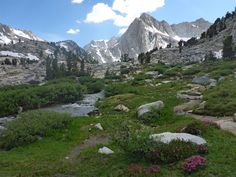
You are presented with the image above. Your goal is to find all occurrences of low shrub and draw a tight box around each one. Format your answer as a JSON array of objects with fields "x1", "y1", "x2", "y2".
[
  {"x1": 0, "y1": 111, "x2": 72, "y2": 150},
  {"x1": 180, "y1": 122, "x2": 206, "y2": 135},
  {"x1": 197, "y1": 144, "x2": 208, "y2": 154},
  {"x1": 147, "y1": 140, "x2": 197, "y2": 164},
  {"x1": 182, "y1": 155, "x2": 207, "y2": 173},
  {"x1": 127, "y1": 164, "x2": 160, "y2": 176}
]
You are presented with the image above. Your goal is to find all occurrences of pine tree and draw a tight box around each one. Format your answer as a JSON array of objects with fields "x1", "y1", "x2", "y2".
[
  {"x1": 223, "y1": 35, "x2": 234, "y2": 59},
  {"x1": 178, "y1": 40, "x2": 184, "y2": 53},
  {"x1": 52, "y1": 58, "x2": 59, "y2": 78},
  {"x1": 46, "y1": 56, "x2": 52, "y2": 79},
  {"x1": 59, "y1": 63, "x2": 66, "y2": 77}
]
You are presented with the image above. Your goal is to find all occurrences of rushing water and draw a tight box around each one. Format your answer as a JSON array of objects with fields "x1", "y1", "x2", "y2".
[{"x1": 41, "y1": 90, "x2": 105, "y2": 117}]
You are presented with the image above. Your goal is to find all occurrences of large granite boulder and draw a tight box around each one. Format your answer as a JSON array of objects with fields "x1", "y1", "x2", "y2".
[
  {"x1": 137, "y1": 101, "x2": 164, "y2": 118},
  {"x1": 150, "y1": 132, "x2": 207, "y2": 145}
]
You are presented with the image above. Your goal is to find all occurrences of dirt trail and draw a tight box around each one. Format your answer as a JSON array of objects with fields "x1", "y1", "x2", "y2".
[
  {"x1": 68, "y1": 135, "x2": 110, "y2": 163},
  {"x1": 174, "y1": 84, "x2": 236, "y2": 136}
]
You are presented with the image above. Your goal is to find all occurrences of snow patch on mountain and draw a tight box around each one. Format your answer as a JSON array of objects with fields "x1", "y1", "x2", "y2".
[{"x1": 0, "y1": 51, "x2": 39, "y2": 61}]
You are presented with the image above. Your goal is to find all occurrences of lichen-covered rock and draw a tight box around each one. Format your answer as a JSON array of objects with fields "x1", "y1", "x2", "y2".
[
  {"x1": 150, "y1": 132, "x2": 207, "y2": 145},
  {"x1": 137, "y1": 101, "x2": 164, "y2": 118}
]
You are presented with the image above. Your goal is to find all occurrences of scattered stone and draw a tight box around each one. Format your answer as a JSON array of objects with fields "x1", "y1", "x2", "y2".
[
  {"x1": 18, "y1": 106, "x2": 23, "y2": 114},
  {"x1": 65, "y1": 156, "x2": 70, "y2": 160},
  {"x1": 145, "y1": 79, "x2": 152, "y2": 83},
  {"x1": 209, "y1": 79, "x2": 217, "y2": 87},
  {"x1": 156, "y1": 83, "x2": 162, "y2": 87},
  {"x1": 114, "y1": 104, "x2": 130, "y2": 112},
  {"x1": 137, "y1": 101, "x2": 164, "y2": 118},
  {"x1": 88, "y1": 109, "x2": 101, "y2": 116},
  {"x1": 94, "y1": 123, "x2": 104, "y2": 131},
  {"x1": 233, "y1": 113, "x2": 236, "y2": 122},
  {"x1": 145, "y1": 71, "x2": 159, "y2": 78},
  {"x1": 177, "y1": 90, "x2": 203, "y2": 100},
  {"x1": 98, "y1": 147, "x2": 114, "y2": 154},
  {"x1": 150, "y1": 132, "x2": 207, "y2": 145},
  {"x1": 162, "y1": 80, "x2": 172, "y2": 84},
  {"x1": 199, "y1": 101, "x2": 206, "y2": 109},
  {"x1": 218, "y1": 76, "x2": 225, "y2": 82}
]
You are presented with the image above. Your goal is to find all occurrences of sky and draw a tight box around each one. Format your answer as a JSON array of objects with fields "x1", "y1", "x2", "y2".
[{"x1": 0, "y1": 0, "x2": 235, "y2": 47}]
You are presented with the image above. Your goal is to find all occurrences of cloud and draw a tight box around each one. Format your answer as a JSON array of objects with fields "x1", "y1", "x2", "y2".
[
  {"x1": 66, "y1": 28, "x2": 80, "y2": 34},
  {"x1": 72, "y1": 0, "x2": 84, "y2": 4},
  {"x1": 76, "y1": 20, "x2": 81, "y2": 24},
  {"x1": 85, "y1": 0, "x2": 165, "y2": 27},
  {"x1": 84, "y1": 3, "x2": 117, "y2": 23},
  {"x1": 118, "y1": 28, "x2": 127, "y2": 35}
]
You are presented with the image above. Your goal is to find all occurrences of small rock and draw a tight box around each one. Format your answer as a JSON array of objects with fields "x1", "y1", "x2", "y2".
[
  {"x1": 94, "y1": 123, "x2": 104, "y2": 130},
  {"x1": 114, "y1": 104, "x2": 130, "y2": 112},
  {"x1": 98, "y1": 147, "x2": 114, "y2": 154},
  {"x1": 233, "y1": 113, "x2": 236, "y2": 122},
  {"x1": 199, "y1": 101, "x2": 206, "y2": 109},
  {"x1": 150, "y1": 132, "x2": 206, "y2": 145},
  {"x1": 18, "y1": 106, "x2": 23, "y2": 114},
  {"x1": 145, "y1": 71, "x2": 159, "y2": 78},
  {"x1": 65, "y1": 156, "x2": 70, "y2": 160},
  {"x1": 162, "y1": 80, "x2": 172, "y2": 84},
  {"x1": 218, "y1": 76, "x2": 225, "y2": 82},
  {"x1": 137, "y1": 101, "x2": 164, "y2": 118},
  {"x1": 0, "y1": 125, "x2": 6, "y2": 131}
]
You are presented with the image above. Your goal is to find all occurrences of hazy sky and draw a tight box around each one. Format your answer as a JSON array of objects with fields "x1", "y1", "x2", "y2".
[{"x1": 0, "y1": 0, "x2": 235, "y2": 46}]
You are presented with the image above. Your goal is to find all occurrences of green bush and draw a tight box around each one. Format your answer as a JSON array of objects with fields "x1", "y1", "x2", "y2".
[
  {"x1": 138, "y1": 107, "x2": 161, "y2": 125},
  {"x1": 0, "y1": 80, "x2": 84, "y2": 117},
  {"x1": 183, "y1": 68, "x2": 201, "y2": 76},
  {"x1": 78, "y1": 76, "x2": 104, "y2": 93},
  {"x1": 116, "y1": 124, "x2": 198, "y2": 164},
  {"x1": 147, "y1": 64, "x2": 169, "y2": 74},
  {"x1": 0, "y1": 111, "x2": 72, "y2": 150},
  {"x1": 105, "y1": 83, "x2": 139, "y2": 97}
]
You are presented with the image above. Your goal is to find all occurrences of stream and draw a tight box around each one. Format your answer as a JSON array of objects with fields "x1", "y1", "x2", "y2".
[{"x1": 0, "y1": 90, "x2": 105, "y2": 126}]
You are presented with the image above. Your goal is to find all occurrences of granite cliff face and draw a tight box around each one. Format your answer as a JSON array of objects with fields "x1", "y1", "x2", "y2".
[
  {"x1": 85, "y1": 13, "x2": 211, "y2": 63},
  {"x1": 150, "y1": 12, "x2": 236, "y2": 65}
]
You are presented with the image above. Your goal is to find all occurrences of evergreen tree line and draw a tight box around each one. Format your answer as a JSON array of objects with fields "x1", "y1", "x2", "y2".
[{"x1": 46, "y1": 52, "x2": 89, "y2": 80}]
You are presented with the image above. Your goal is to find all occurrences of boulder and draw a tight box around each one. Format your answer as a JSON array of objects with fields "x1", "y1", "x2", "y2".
[
  {"x1": 94, "y1": 123, "x2": 104, "y2": 131},
  {"x1": 150, "y1": 132, "x2": 207, "y2": 145},
  {"x1": 114, "y1": 104, "x2": 130, "y2": 112},
  {"x1": 0, "y1": 125, "x2": 6, "y2": 131},
  {"x1": 192, "y1": 76, "x2": 213, "y2": 84},
  {"x1": 98, "y1": 147, "x2": 114, "y2": 154},
  {"x1": 137, "y1": 101, "x2": 164, "y2": 118}
]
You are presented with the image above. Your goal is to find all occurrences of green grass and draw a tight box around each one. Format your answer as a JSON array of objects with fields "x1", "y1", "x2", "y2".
[
  {"x1": 0, "y1": 61, "x2": 236, "y2": 176},
  {"x1": 195, "y1": 78, "x2": 236, "y2": 116}
]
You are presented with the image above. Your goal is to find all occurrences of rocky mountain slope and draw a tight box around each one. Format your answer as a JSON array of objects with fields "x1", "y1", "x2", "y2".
[
  {"x1": 0, "y1": 23, "x2": 44, "y2": 45},
  {"x1": 85, "y1": 13, "x2": 211, "y2": 63},
  {"x1": 0, "y1": 23, "x2": 96, "y2": 85},
  {"x1": 150, "y1": 10, "x2": 236, "y2": 65}
]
